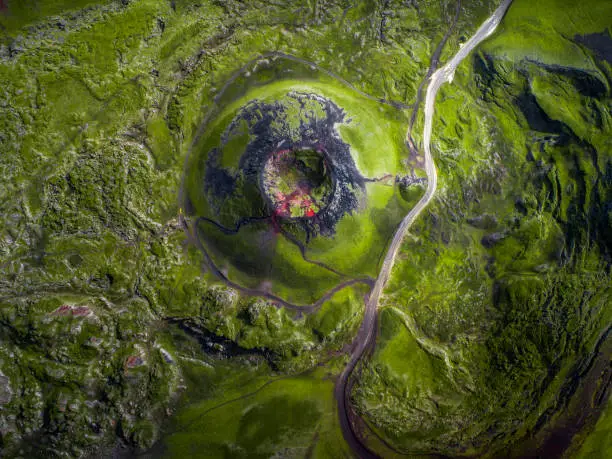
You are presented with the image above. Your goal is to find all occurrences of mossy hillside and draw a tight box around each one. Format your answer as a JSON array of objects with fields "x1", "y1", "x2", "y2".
[
  {"x1": 170, "y1": 0, "x2": 504, "y2": 171},
  {"x1": 1, "y1": 0, "x2": 399, "y2": 453},
  {"x1": 196, "y1": 181, "x2": 413, "y2": 300},
  {"x1": 154, "y1": 286, "x2": 365, "y2": 458},
  {"x1": 2, "y1": 0, "x2": 608, "y2": 457},
  {"x1": 184, "y1": 71, "x2": 421, "y2": 301},
  {"x1": 0, "y1": 0, "x2": 226, "y2": 228},
  {"x1": 0, "y1": 293, "x2": 181, "y2": 455},
  {"x1": 482, "y1": 0, "x2": 612, "y2": 74},
  {"x1": 188, "y1": 77, "x2": 410, "y2": 192},
  {"x1": 0, "y1": 0, "x2": 111, "y2": 35},
  {"x1": 307, "y1": 283, "x2": 368, "y2": 343},
  {"x1": 169, "y1": 282, "x2": 367, "y2": 373},
  {"x1": 161, "y1": 363, "x2": 351, "y2": 459},
  {"x1": 197, "y1": 223, "x2": 343, "y2": 306},
  {"x1": 306, "y1": 182, "x2": 417, "y2": 276},
  {"x1": 352, "y1": 3, "x2": 612, "y2": 455}
]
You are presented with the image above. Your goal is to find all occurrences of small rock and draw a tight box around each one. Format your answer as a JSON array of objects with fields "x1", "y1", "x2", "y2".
[
  {"x1": 481, "y1": 232, "x2": 507, "y2": 248},
  {"x1": 159, "y1": 348, "x2": 174, "y2": 364}
]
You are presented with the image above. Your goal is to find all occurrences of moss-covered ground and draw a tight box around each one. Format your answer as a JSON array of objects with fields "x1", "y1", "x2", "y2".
[
  {"x1": 351, "y1": 0, "x2": 612, "y2": 456},
  {"x1": 0, "y1": 0, "x2": 610, "y2": 457},
  {"x1": 183, "y1": 67, "x2": 420, "y2": 303}
]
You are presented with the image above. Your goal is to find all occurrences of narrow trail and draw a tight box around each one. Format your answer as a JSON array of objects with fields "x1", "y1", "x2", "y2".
[
  {"x1": 335, "y1": 1, "x2": 514, "y2": 457},
  {"x1": 195, "y1": 215, "x2": 354, "y2": 279},
  {"x1": 184, "y1": 215, "x2": 374, "y2": 312}
]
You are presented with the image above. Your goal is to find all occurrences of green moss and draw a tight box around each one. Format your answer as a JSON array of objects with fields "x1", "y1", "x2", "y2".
[
  {"x1": 351, "y1": 0, "x2": 612, "y2": 453},
  {"x1": 482, "y1": 0, "x2": 611, "y2": 74},
  {"x1": 574, "y1": 400, "x2": 612, "y2": 459},
  {"x1": 183, "y1": 68, "x2": 421, "y2": 301},
  {"x1": 147, "y1": 117, "x2": 176, "y2": 170},
  {"x1": 1, "y1": 0, "x2": 610, "y2": 456},
  {"x1": 162, "y1": 364, "x2": 349, "y2": 459},
  {"x1": 0, "y1": 0, "x2": 107, "y2": 34}
]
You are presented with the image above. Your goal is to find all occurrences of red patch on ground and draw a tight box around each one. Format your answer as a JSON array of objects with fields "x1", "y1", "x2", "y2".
[
  {"x1": 72, "y1": 306, "x2": 91, "y2": 316},
  {"x1": 125, "y1": 355, "x2": 144, "y2": 369},
  {"x1": 272, "y1": 182, "x2": 318, "y2": 218},
  {"x1": 53, "y1": 304, "x2": 72, "y2": 316},
  {"x1": 52, "y1": 304, "x2": 92, "y2": 317},
  {"x1": 0, "y1": 1, "x2": 7, "y2": 13},
  {"x1": 266, "y1": 149, "x2": 327, "y2": 220}
]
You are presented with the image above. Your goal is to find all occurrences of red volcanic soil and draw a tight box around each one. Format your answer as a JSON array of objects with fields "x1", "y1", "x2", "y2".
[
  {"x1": 272, "y1": 184, "x2": 316, "y2": 218},
  {"x1": 264, "y1": 148, "x2": 329, "y2": 220},
  {"x1": 52, "y1": 304, "x2": 93, "y2": 317}
]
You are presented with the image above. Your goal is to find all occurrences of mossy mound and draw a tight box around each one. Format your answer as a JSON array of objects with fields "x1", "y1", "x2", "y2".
[
  {"x1": 182, "y1": 57, "x2": 424, "y2": 305},
  {"x1": 0, "y1": 0, "x2": 609, "y2": 457}
]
